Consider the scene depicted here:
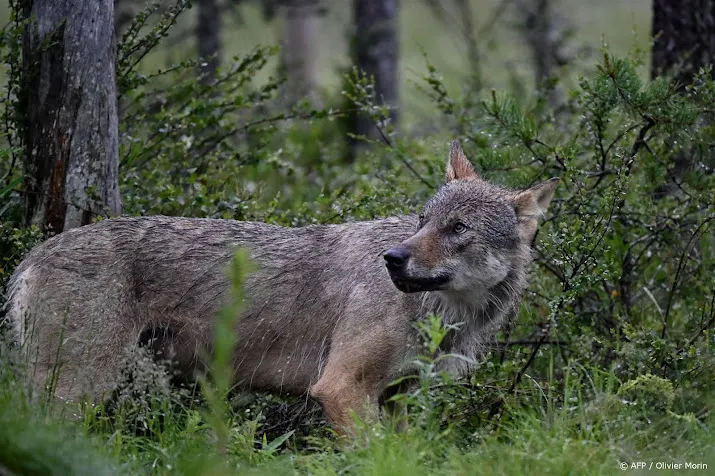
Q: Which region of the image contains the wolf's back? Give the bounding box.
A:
[4,215,417,400]
[3,216,282,395]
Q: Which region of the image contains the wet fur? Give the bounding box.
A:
[4,142,557,431]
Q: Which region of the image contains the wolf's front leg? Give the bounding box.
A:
[309,326,396,434]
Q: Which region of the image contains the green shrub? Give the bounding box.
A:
[617,373,675,416]
[0,0,713,473]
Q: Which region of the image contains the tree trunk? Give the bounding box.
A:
[651,0,715,85]
[196,0,222,84]
[519,0,573,106]
[454,0,481,90]
[278,0,322,106]
[650,0,715,199]
[526,0,554,86]
[350,0,400,160]
[114,0,136,36]
[21,0,122,233]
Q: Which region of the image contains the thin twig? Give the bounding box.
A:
[661,216,714,339]
[374,123,436,190]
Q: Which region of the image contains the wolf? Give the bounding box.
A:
[4,141,557,431]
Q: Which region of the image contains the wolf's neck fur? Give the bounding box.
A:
[417,266,529,377]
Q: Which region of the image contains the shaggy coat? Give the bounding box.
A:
[5,141,557,430]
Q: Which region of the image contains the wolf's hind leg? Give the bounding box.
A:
[23,311,140,404]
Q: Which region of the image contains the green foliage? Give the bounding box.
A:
[617,373,675,416]
[0,0,713,473]
[0,360,115,475]
[116,0,192,97]
[119,42,283,219]
[0,222,40,289]
[198,248,255,454]
[0,401,114,476]
[451,53,715,441]
[0,0,26,226]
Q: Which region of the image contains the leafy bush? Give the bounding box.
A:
[0,1,713,474]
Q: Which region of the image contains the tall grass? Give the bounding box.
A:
[1,280,712,475]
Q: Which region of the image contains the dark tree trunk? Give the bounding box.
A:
[114,0,136,36]
[650,0,715,199]
[454,0,481,90]
[349,0,400,160]
[21,0,122,233]
[278,0,323,106]
[651,0,715,85]
[196,0,222,84]
[526,0,554,85]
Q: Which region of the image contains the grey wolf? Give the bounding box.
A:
[5,141,558,431]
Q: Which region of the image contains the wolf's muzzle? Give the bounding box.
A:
[388,275,451,293]
[383,247,411,271]
[384,246,451,292]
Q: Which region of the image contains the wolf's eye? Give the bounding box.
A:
[453,222,468,234]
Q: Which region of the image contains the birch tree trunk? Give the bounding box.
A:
[278,0,322,106]
[519,0,573,106]
[21,0,122,233]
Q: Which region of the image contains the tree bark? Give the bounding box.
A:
[650,0,715,199]
[21,0,122,233]
[278,0,322,106]
[454,0,481,90]
[114,0,136,36]
[519,0,573,106]
[525,0,554,86]
[196,0,222,84]
[651,0,715,85]
[350,0,400,159]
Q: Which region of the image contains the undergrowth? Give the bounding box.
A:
[0,1,713,475]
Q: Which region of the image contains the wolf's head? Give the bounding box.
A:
[384,140,558,297]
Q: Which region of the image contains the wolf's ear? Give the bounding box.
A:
[446,140,478,181]
[512,178,559,218]
[511,178,559,240]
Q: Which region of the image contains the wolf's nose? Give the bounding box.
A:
[384,248,410,270]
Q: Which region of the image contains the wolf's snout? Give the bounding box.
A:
[383,247,410,271]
